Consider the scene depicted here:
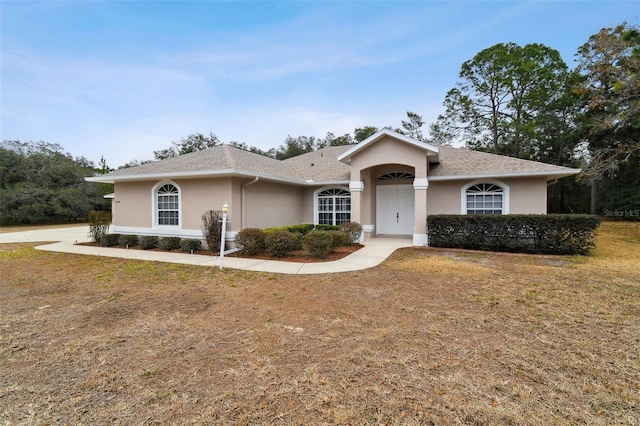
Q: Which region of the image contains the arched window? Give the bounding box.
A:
[156,183,180,226]
[317,188,351,225]
[378,171,415,181]
[465,183,505,215]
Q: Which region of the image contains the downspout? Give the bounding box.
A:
[241,177,259,229]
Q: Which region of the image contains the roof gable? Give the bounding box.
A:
[337,129,440,164]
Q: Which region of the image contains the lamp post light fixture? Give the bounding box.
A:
[219,201,229,270]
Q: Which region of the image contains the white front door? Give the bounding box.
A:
[376,184,415,235]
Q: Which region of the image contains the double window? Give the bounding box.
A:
[317,188,351,225]
[156,183,180,226]
[465,183,505,215]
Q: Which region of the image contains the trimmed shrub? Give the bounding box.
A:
[285,224,315,235]
[427,214,601,255]
[264,228,304,250]
[159,236,182,251]
[315,224,341,232]
[118,234,139,248]
[303,230,333,258]
[101,233,121,247]
[202,210,223,252]
[180,238,202,253]
[264,230,299,257]
[140,235,159,250]
[235,228,265,255]
[328,230,350,252]
[340,221,363,244]
[88,210,112,243]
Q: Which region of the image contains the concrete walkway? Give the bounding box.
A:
[0,226,412,274]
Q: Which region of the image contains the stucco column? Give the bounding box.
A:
[413,178,429,246]
[349,181,365,242]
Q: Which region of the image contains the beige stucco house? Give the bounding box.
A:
[86,129,580,245]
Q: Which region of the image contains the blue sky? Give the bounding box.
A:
[1,1,638,168]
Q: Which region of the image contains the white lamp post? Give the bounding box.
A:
[219,201,229,270]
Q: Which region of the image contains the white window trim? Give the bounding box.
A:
[461,179,510,215]
[151,180,182,229]
[313,185,351,226]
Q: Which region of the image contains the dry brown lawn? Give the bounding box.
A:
[1,222,639,425]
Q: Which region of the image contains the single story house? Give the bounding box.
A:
[86,129,580,245]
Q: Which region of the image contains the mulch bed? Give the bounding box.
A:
[79,242,363,263]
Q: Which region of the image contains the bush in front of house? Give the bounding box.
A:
[101,233,121,247]
[328,230,350,252]
[88,210,112,243]
[285,224,315,235]
[264,230,299,257]
[180,239,202,253]
[263,227,304,250]
[340,221,363,244]
[118,234,139,248]
[235,228,265,255]
[427,214,601,255]
[202,210,224,252]
[159,236,182,251]
[314,224,341,232]
[303,230,333,258]
[140,236,159,250]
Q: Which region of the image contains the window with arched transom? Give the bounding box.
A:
[156,183,180,226]
[464,182,505,215]
[316,188,351,225]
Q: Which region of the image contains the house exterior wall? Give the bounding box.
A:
[180,178,232,230]
[301,187,316,223]
[243,181,304,228]
[427,181,462,214]
[112,181,154,228]
[508,177,547,214]
[426,177,548,215]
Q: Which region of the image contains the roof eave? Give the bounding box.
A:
[428,169,581,182]
[85,169,308,185]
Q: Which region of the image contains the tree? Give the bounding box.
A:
[153,132,220,160]
[397,111,425,141]
[353,126,379,142]
[574,22,640,180]
[429,43,569,158]
[321,132,354,147]
[275,136,318,160]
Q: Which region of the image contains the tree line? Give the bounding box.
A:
[2,22,637,224]
[0,141,112,225]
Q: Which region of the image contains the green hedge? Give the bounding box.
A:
[159,236,182,251]
[235,228,266,255]
[264,230,299,257]
[118,234,139,248]
[427,215,601,255]
[140,236,159,250]
[101,233,121,247]
[303,230,333,258]
[180,239,202,253]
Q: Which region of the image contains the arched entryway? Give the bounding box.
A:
[375,172,415,235]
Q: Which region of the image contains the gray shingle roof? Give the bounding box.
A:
[283,145,351,182]
[430,146,579,179]
[88,141,578,184]
[94,145,304,182]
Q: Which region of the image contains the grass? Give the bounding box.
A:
[0,221,638,424]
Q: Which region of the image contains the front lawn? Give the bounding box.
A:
[1,222,638,424]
